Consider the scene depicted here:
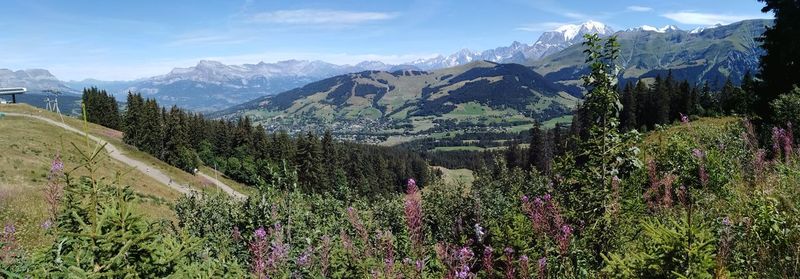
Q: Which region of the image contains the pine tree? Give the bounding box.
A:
[528,122,551,173]
[620,81,638,131]
[757,0,800,121]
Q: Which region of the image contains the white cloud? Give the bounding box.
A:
[515,22,570,32]
[627,6,653,12]
[251,9,397,25]
[662,11,770,25]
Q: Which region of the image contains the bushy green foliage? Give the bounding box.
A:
[770,86,800,127]
[602,216,716,278]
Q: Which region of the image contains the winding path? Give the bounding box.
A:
[1,111,246,200]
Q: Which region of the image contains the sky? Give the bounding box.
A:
[0,0,772,81]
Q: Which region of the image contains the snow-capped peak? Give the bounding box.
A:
[629,25,682,33]
[554,20,613,41]
[689,23,724,34]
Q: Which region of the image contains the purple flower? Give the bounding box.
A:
[482,246,494,275]
[50,154,64,174]
[3,224,15,235]
[521,195,529,203]
[254,227,267,239]
[404,178,424,257]
[722,217,731,226]
[692,148,705,159]
[680,113,689,125]
[537,257,547,279]
[519,255,530,278]
[42,219,53,230]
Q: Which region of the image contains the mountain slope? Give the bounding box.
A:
[0,69,75,93]
[215,61,579,140]
[114,60,420,112]
[532,19,769,95]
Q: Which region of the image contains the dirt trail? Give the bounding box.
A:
[2,112,246,200]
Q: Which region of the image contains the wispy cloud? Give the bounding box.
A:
[627,6,653,12]
[250,9,397,25]
[166,34,251,47]
[515,22,570,32]
[662,11,770,25]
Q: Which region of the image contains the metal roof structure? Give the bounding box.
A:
[0,87,27,103]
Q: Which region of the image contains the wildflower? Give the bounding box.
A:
[44,153,65,226]
[340,229,355,258]
[249,227,269,279]
[482,246,494,277]
[404,177,424,256]
[297,248,312,268]
[320,235,332,277]
[232,226,242,242]
[346,206,371,256]
[692,149,705,159]
[380,231,396,278]
[557,225,573,255]
[503,247,515,279]
[456,245,474,279]
[42,219,53,230]
[537,257,547,279]
[680,113,689,125]
[519,255,530,278]
[1,223,16,264]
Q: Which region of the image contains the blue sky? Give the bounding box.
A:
[1,0,771,81]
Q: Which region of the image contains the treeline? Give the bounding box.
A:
[86,91,432,197]
[619,71,757,131]
[81,87,121,129]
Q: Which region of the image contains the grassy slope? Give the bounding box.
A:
[0,104,251,249]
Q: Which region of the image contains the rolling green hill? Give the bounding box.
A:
[215,61,579,144]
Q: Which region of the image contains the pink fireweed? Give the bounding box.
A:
[519,255,530,278]
[537,257,547,279]
[456,246,475,279]
[772,126,795,163]
[404,177,424,257]
[557,225,573,255]
[249,227,268,279]
[503,247,515,279]
[693,149,709,187]
[521,193,571,253]
[268,223,289,269]
[644,160,678,210]
[320,235,332,277]
[340,229,355,259]
[346,206,372,257]
[380,230,396,278]
[44,153,65,227]
[680,113,689,125]
[482,246,495,278]
[436,243,475,279]
[1,223,16,264]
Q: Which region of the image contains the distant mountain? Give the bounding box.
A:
[407,21,615,70]
[532,19,770,96]
[113,59,417,112]
[0,69,75,94]
[65,79,138,94]
[214,61,579,135]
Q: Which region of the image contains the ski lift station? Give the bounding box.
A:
[0,87,26,103]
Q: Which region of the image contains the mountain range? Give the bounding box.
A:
[532,19,768,96]
[213,61,579,138]
[2,19,771,112]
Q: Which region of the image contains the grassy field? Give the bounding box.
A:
[0,104,252,250]
[433,166,475,187]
